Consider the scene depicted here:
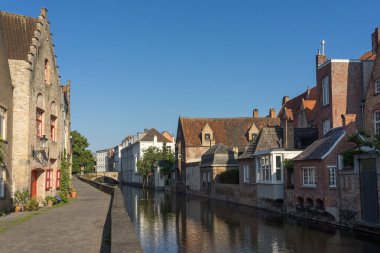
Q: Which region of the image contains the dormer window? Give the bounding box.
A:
[251,133,257,140]
[205,133,211,141]
[201,123,214,146]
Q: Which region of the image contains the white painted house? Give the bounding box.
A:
[121,128,174,188]
[96,149,108,172]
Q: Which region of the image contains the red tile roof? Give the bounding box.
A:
[0,12,38,60]
[179,117,280,152]
[303,99,317,122]
[360,51,376,61]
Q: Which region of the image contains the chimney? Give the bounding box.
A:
[282,96,289,106]
[253,108,259,118]
[283,117,294,149]
[372,28,380,54]
[269,108,276,118]
[341,114,357,135]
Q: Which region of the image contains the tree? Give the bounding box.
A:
[71,130,95,174]
[137,143,175,187]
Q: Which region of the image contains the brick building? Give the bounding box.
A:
[175,111,280,192]
[0,9,71,207]
[0,20,14,211]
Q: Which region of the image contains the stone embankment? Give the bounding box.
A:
[78,176,143,253]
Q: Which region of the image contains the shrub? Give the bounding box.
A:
[59,191,68,203]
[219,169,239,184]
[14,190,30,211]
[342,149,365,167]
[26,199,39,211]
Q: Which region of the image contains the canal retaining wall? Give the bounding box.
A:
[77,176,144,253]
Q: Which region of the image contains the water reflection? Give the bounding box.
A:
[121,186,380,253]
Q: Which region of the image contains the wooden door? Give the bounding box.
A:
[360,159,379,224]
[31,170,37,199]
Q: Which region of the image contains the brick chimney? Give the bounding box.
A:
[372,27,380,54]
[269,108,276,118]
[253,108,259,118]
[283,115,294,149]
[341,114,357,135]
[316,50,327,67]
[282,96,289,106]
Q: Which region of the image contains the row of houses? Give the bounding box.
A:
[0,9,72,212]
[96,128,175,188]
[172,27,380,227]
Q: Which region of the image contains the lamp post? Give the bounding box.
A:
[40,135,48,151]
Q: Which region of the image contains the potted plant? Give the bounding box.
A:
[14,190,30,212]
[45,196,56,207]
[26,198,39,211]
[70,187,77,198]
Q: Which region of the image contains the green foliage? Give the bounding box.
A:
[219,169,239,184]
[342,149,365,167]
[59,191,68,203]
[45,196,58,206]
[283,159,294,170]
[137,143,175,187]
[60,155,71,197]
[71,130,95,174]
[26,199,39,211]
[14,190,30,211]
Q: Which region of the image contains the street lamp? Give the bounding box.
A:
[40,135,48,151]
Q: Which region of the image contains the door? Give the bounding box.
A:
[31,170,37,199]
[360,159,379,224]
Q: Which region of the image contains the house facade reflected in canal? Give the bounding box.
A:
[121,186,380,253]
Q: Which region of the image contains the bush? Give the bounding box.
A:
[59,191,68,203]
[14,190,30,211]
[342,149,365,167]
[26,199,39,211]
[218,169,239,184]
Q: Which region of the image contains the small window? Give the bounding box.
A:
[275,156,282,181]
[303,167,316,187]
[323,119,331,135]
[243,163,250,183]
[0,107,6,140]
[322,75,330,106]
[36,110,44,138]
[205,133,211,141]
[50,116,56,142]
[328,166,336,187]
[374,111,380,135]
[44,59,51,84]
[375,80,380,94]
[251,133,257,141]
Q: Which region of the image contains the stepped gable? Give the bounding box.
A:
[0,11,38,60]
[179,117,280,152]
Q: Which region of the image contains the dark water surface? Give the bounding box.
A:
[121,185,380,253]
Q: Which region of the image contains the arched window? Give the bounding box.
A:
[44,59,50,84]
[50,102,57,142]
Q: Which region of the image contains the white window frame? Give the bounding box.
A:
[243,163,250,183]
[323,119,331,135]
[375,80,380,94]
[303,167,316,187]
[275,155,282,182]
[258,155,271,182]
[0,107,6,140]
[328,166,336,187]
[322,75,330,106]
[374,111,380,135]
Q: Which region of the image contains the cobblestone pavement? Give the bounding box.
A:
[0,177,111,253]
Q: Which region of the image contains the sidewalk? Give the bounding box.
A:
[0,177,111,253]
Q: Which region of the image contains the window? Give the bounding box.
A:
[0,169,4,198]
[375,80,380,94]
[258,156,271,182]
[205,133,211,141]
[36,110,43,137]
[251,133,257,141]
[323,119,331,135]
[207,172,211,187]
[328,166,336,187]
[243,163,250,183]
[275,155,282,181]
[0,107,6,140]
[202,172,207,187]
[303,167,316,187]
[44,59,50,84]
[322,75,330,106]
[374,111,380,135]
[50,116,56,142]
[45,169,53,191]
[56,170,61,189]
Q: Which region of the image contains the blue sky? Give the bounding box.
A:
[2,0,380,151]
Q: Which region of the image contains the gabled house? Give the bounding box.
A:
[175,111,280,192]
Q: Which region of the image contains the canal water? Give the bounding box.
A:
[121,185,380,253]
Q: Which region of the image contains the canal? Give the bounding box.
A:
[121,185,380,253]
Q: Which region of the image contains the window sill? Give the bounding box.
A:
[329,186,337,190]
[321,104,330,108]
[302,185,316,189]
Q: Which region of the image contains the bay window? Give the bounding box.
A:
[258,156,271,182]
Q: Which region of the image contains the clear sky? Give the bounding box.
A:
[2,0,380,151]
